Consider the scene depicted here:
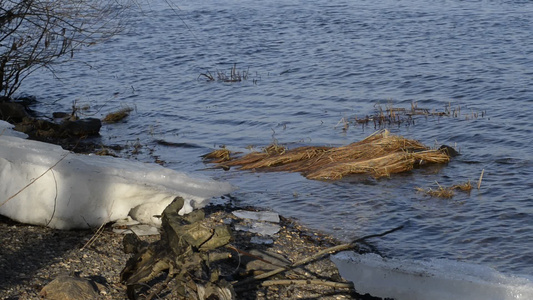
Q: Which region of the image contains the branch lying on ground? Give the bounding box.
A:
[234,224,405,287]
[261,279,354,289]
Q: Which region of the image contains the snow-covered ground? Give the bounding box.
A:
[0,121,233,229]
[332,252,533,300]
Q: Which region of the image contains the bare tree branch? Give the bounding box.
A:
[1,0,132,96]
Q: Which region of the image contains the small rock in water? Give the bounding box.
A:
[232,209,280,223]
[59,118,102,137]
[0,102,30,122]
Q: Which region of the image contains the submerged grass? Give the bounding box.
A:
[350,101,487,131]
[198,63,257,83]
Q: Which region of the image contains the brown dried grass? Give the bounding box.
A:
[416,180,473,198]
[416,186,455,198]
[202,148,233,163]
[204,130,452,180]
[452,180,473,192]
[103,107,134,123]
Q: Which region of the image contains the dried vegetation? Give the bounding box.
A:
[102,106,134,123]
[199,64,258,83]
[345,102,487,131]
[415,181,473,198]
[205,130,453,180]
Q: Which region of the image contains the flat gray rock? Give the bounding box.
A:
[234,222,280,236]
[39,275,99,300]
[232,210,280,223]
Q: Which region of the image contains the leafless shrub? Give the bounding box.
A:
[0,0,133,96]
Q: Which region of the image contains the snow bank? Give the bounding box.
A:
[331,252,533,300]
[0,121,234,229]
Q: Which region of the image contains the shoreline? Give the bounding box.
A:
[0,201,377,299]
[0,116,376,299]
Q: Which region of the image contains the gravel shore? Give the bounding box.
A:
[1,118,379,299]
[0,203,379,300]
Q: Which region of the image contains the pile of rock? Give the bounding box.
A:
[121,197,235,299]
[0,96,101,140]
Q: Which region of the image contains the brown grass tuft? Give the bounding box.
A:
[416,180,473,198]
[202,148,233,163]
[451,180,473,192]
[417,186,455,198]
[103,106,134,123]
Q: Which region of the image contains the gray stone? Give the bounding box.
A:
[234,222,280,236]
[232,209,280,223]
[250,236,274,245]
[0,102,29,122]
[39,275,99,300]
[113,224,160,236]
[60,118,101,136]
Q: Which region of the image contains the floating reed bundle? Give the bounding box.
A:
[205,130,452,180]
[102,106,134,123]
[415,180,473,198]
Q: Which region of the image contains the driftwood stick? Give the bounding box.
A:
[234,224,404,286]
[261,279,354,289]
[477,169,484,190]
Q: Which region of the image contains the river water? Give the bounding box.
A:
[18,0,532,276]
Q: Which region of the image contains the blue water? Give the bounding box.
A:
[18,0,532,275]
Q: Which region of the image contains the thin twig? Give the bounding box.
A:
[80,222,106,251]
[260,279,353,289]
[0,152,69,208]
[220,245,242,277]
[45,169,58,227]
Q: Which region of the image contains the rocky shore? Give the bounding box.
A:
[0,201,381,300]
[0,96,383,299]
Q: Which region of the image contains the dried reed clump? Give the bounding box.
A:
[451,180,473,192]
[94,148,117,157]
[201,148,233,163]
[204,130,453,180]
[416,180,473,198]
[102,107,134,123]
[415,186,455,198]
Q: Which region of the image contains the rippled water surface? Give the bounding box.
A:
[19,0,532,275]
